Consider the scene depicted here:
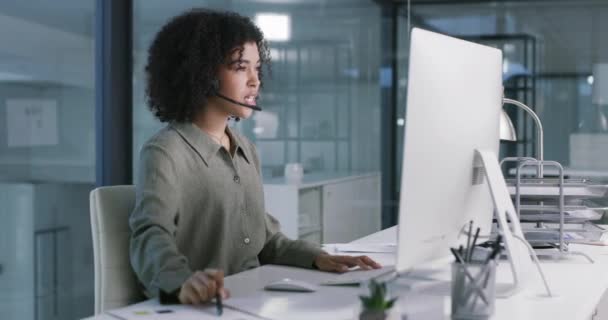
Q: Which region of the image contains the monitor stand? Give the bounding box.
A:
[476,150,553,298]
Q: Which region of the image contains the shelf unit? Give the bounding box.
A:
[263,172,381,244]
[502,157,600,262]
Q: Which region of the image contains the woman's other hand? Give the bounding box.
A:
[314,254,382,273]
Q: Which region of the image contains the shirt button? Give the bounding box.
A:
[233,175,240,183]
[244,237,250,244]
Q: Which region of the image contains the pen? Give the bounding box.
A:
[484,235,503,265]
[450,247,465,264]
[466,221,473,262]
[468,227,481,262]
[215,292,223,316]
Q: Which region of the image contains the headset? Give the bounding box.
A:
[211,79,262,122]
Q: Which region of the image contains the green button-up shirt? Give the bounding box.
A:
[129,122,325,296]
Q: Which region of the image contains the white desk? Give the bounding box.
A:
[84,226,608,320]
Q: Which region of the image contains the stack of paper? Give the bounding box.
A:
[105,301,260,320]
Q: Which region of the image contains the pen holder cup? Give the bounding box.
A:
[451,261,496,320]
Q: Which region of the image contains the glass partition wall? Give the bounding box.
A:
[0,2,96,320]
[409,1,608,178]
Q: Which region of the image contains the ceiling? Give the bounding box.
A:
[410,0,608,74]
[0,0,605,86]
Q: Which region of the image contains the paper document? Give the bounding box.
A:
[6,98,58,147]
[324,243,396,253]
[106,302,260,320]
[525,227,608,246]
[565,231,608,246]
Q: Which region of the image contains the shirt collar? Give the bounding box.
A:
[170,122,251,166]
[225,126,252,164]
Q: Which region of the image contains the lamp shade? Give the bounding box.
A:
[500,109,517,141]
[592,63,608,105]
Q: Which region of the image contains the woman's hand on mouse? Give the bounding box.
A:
[178,269,230,304]
[313,254,382,273]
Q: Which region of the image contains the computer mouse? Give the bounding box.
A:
[263,278,317,292]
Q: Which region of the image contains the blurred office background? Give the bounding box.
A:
[0,0,607,319]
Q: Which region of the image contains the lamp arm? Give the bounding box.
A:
[503,98,544,178]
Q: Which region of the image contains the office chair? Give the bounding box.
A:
[90,185,144,314]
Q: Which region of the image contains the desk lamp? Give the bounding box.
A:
[501,98,544,177]
[500,109,517,142]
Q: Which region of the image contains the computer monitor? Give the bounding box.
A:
[396,28,503,272]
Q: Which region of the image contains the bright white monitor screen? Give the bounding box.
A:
[396,28,503,272]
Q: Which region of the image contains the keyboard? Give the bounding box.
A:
[320,266,396,285]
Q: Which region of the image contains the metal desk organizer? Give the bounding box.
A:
[500,157,608,262]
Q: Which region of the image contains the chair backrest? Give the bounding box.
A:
[90,185,144,314]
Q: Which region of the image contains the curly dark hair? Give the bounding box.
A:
[145,9,271,122]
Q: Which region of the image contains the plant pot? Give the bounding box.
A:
[359,309,387,320]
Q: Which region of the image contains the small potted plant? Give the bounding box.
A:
[359,280,397,320]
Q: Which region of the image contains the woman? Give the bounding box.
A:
[129,9,381,305]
